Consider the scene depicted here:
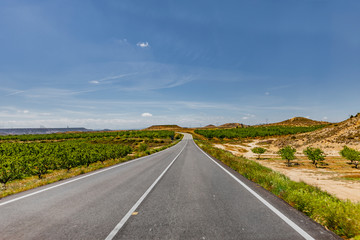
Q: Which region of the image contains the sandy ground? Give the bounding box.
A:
[214,140,360,203]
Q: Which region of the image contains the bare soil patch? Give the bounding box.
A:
[215,139,360,203]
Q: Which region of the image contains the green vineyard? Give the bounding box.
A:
[195,125,326,139]
[0,130,176,187]
[0,130,175,141]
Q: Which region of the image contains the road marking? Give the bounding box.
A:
[105,140,187,240]
[194,141,315,240]
[0,141,183,207]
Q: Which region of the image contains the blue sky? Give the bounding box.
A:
[1,0,359,129]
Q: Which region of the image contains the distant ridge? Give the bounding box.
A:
[264,117,329,127]
[200,123,247,129]
[145,125,183,130]
[202,124,217,129]
[218,123,247,128]
[0,127,90,136]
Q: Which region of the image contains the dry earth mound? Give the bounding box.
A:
[266,117,329,126]
[145,125,183,130]
[203,124,217,129]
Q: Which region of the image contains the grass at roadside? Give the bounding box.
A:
[340,174,360,181]
[195,140,360,239]
[0,137,182,199]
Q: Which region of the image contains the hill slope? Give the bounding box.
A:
[266,117,329,127]
[145,125,183,130]
[274,114,360,150]
[202,124,217,129]
[218,123,247,128]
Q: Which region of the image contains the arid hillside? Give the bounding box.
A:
[202,124,217,129]
[274,114,360,152]
[218,123,247,128]
[145,125,183,130]
[264,117,329,127]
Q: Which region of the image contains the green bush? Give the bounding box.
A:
[278,146,296,167]
[251,147,267,159]
[303,147,326,168]
[139,143,148,152]
[0,157,20,189]
[340,146,360,168]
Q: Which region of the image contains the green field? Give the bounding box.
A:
[195,125,326,139]
[0,130,178,189]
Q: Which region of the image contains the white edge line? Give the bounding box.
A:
[0,140,183,207]
[194,141,315,240]
[105,140,187,240]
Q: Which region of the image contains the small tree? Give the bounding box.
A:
[340,146,359,164]
[278,146,296,167]
[340,146,360,169]
[303,147,326,168]
[251,147,267,159]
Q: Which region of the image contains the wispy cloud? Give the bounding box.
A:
[136,42,150,48]
[86,62,195,91]
[23,88,93,98]
[114,38,128,44]
[6,90,25,96]
[89,73,138,85]
[253,105,308,111]
[0,87,26,96]
[267,85,292,91]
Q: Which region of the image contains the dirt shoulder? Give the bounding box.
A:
[214,139,360,203]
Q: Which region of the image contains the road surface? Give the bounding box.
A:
[0,133,339,239]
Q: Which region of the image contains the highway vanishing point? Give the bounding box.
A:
[0,133,340,239]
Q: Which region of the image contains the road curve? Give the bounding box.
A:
[0,133,339,240]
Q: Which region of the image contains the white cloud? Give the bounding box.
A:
[141,112,153,117]
[137,42,150,48]
[265,92,270,96]
[16,109,29,114]
[89,80,100,84]
[323,116,328,120]
[242,113,255,120]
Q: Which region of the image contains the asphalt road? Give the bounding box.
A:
[0,133,340,240]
